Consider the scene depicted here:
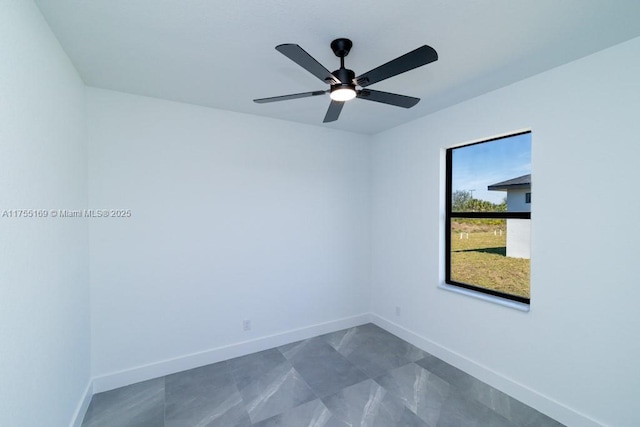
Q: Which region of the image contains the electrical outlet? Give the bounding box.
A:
[242,319,251,331]
[395,306,401,316]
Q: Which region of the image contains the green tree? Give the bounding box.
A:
[452,190,473,211]
[452,190,506,212]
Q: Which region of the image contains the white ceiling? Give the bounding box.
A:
[36,0,640,134]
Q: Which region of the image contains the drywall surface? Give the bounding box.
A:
[87,88,371,381]
[0,1,90,426]
[371,36,640,426]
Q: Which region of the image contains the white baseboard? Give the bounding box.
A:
[92,313,371,393]
[370,314,603,427]
[70,380,93,427]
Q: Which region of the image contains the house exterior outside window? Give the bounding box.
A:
[488,174,531,259]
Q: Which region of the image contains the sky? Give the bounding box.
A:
[452,132,531,204]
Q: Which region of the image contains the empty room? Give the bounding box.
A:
[2,1,640,426]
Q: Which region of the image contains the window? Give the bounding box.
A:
[445,131,531,304]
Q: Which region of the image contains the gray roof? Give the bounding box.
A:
[487,174,531,191]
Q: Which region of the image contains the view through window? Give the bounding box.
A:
[445,131,531,304]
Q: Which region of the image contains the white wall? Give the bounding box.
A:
[87,88,371,386]
[0,1,90,426]
[507,188,531,212]
[371,36,640,427]
[506,218,531,259]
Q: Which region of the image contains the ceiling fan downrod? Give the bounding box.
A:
[329,38,356,99]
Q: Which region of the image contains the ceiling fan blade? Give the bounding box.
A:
[323,100,344,123]
[253,90,327,104]
[356,89,420,108]
[356,45,438,88]
[276,44,340,84]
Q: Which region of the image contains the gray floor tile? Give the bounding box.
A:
[478,408,517,427]
[415,353,473,390]
[80,323,564,427]
[165,361,251,427]
[374,362,450,427]
[436,390,501,427]
[252,399,336,427]
[280,337,368,397]
[505,397,565,427]
[417,354,506,410]
[238,360,316,423]
[466,381,510,413]
[415,354,565,426]
[227,348,287,390]
[323,324,426,378]
[396,408,434,427]
[82,378,164,427]
[322,378,428,427]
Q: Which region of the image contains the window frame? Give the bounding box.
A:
[444,131,531,305]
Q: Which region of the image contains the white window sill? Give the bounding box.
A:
[438,283,530,312]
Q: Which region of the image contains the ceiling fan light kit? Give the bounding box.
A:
[330,86,356,101]
[254,38,438,123]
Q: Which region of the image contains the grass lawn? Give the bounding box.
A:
[450,227,530,299]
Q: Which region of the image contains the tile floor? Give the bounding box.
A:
[81,323,564,426]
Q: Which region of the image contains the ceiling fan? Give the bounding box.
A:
[253,38,438,123]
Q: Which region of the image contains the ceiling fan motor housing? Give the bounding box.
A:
[329,67,356,101]
[331,67,356,86]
